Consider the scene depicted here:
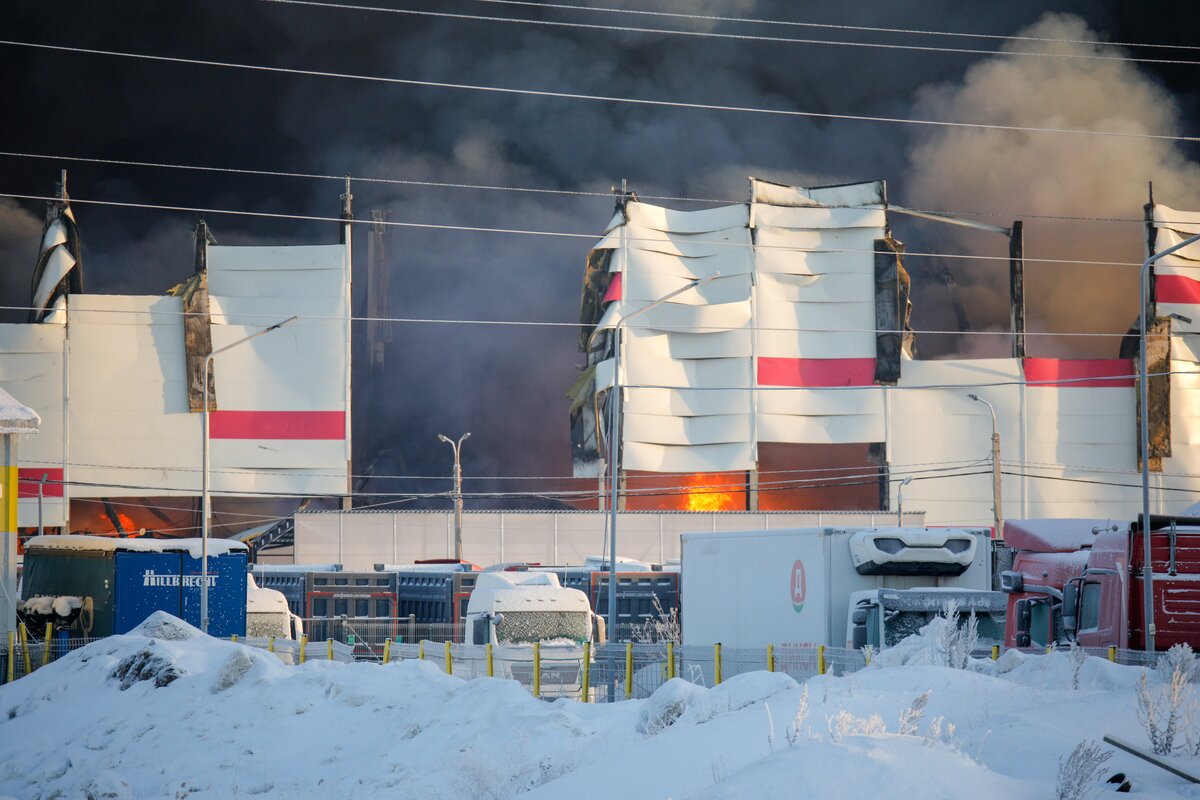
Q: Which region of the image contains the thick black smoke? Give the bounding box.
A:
[2,0,1197,507]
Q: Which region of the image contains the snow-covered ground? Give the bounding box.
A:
[0,613,1195,799]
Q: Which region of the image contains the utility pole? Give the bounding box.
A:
[438,432,471,561]
[968,394,1003,538]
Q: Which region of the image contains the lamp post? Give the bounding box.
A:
[967,393,1003,539]
[895,476,913,526]
[201,315,297,634]
[600,271,720,639]
[437,432,471,562]
[1138,231,1200,653]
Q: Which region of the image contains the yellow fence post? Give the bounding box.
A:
[445,641,452,674]
[581,642,590,702]
[624,642,634,699]
[268,636,275,654]
[382,638,391,665]
[667,641,675,680]
[533,642,541,698]
[817,644,826,676]
[1045,645,1053,655]
[327,639,334,661]
[486,642,493,677]
[864,648,872,667]
[991,644,1000,661]
[42,623,52,667]
[1108,645,1117,663]
[19,624,30,677]
[231,634,238,644]
[767,643,775,673]
[299,635,307,664]
[714,643,723,686]
[6,631,14,683]
[419,642,425,661]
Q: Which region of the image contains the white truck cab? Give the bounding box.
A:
[246,574,303,640]
[465,571,598,645]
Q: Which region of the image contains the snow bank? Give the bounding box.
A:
[15,595,81,617]
[0,612,1187,799]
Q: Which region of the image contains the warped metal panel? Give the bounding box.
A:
[624,387,752,417]
[750,204,886,231]
[756,299,875,332]
[621,271,752,306]
[750,178,885,208]
[756,330,877,359]
[623,412,752,446]
[756,387,885,416]
[625,328,752,360]
[755,246,875,277]
[623,440,755,472]
[624,202,749,234]
[757,271,875,303]
[1025,386,1134,416]
[601,227,753,260]
[609,245,753,277]
[757,412,885,444]
[623,356,752,389]
[1154,204,1200,235]
[619,299,753,333]
[0,324,65,352]
[208,296,345,322]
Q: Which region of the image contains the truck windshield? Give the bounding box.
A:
[496,610,591,644]
[246,611,291,639]
[884,611,1006,649]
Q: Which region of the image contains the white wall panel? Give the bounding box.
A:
[623,412,752,446]
[623,440,755,472]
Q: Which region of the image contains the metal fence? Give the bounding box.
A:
[0,622,1178,701]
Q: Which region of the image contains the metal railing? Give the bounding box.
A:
[0,622,1177,702]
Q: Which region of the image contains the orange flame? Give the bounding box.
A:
[684,473,739,512]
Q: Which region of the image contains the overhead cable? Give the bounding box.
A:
[3,39,1197,143]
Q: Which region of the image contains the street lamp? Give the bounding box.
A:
[1138,231,1200,653]
[967,393,1003,538]
[201,315,297,634]
[895,476,913,526]
[600,271,720,639]
[437,432,471,562]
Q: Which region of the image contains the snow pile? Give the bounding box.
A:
[0,612,1191,799]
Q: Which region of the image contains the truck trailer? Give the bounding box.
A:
[681,526,994,650]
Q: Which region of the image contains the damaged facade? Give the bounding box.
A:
[571,176,1200,527]
[0,183,352,536]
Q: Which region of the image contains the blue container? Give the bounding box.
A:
[22,537,247,638]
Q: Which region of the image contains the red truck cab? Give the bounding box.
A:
[1003,516,1200,651]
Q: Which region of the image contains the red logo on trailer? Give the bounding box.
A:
[791,559,806,613]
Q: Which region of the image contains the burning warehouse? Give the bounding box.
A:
[572,177,1200,527]
[0,175,351,542]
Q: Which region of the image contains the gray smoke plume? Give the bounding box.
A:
[906,13,1200,357]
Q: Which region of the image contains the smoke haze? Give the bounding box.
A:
[2,1,1198,503]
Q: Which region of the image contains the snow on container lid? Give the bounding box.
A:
[24,535,248,559]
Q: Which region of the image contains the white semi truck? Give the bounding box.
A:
[464,570,602,646]
[681,526,996,650]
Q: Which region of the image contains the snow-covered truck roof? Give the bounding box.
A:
[1002,519,1119,552]
[24,535,248,559]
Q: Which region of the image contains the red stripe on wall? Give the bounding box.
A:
[18,468,64,498]
[210,411,346,440]
[603,272,622,304]
[1023,358,1134,388]
[757,357,876,387]
[1156,274,1200,305]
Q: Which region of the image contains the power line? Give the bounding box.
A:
[0,191,1164,270]
[0,148,1160,224]
[4,39,1198,143]
[475,0,1200,54]
[257,0,1200,67]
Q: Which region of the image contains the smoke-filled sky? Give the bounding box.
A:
[3,0,1199,504]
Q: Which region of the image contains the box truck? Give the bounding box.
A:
[681,526,993,650]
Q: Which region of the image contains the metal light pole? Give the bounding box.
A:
[201,315,297,634]
[437,432,471,561]
[603,271,720,639]
[967,393,1003,538]
[1138,231,1200,653]
[895,476,913,526]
